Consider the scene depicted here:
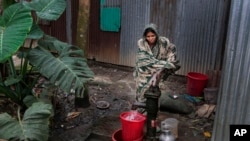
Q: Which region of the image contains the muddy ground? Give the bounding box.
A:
[47,61,215,141]
[0,60,214,141]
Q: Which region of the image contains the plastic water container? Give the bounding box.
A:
[187,72,208,97]
[159,129,176,141]
[112,129,144,141]
[120,111,146,141]
[204,87,218,104]
[161,118,179,139]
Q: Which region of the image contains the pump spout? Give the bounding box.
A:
[131,102,146,110]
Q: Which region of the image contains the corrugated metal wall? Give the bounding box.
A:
[150,0,228,75]
[39,0,79,44]
[150,0,177,42]
[88,0,229,76]
[212,0,250,140]
[39,12,67,42]
[88,0,121,64]
[119,0,151,66]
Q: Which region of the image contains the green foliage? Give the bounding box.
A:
[0,0,94,140]
[23,0,66,21]
[0,102,52,141]
[28,36,94,95]
[1,0,16,10]
[0,0,93,104]
[0,3,33,62]
[28,23,44,39]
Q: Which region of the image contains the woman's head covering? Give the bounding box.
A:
[143,23,159,38]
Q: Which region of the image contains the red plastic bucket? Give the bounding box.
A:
[120,111,146,141]
[112,129,144,141]
[187,72,208,97]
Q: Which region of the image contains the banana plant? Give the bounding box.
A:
[0,0,94,141]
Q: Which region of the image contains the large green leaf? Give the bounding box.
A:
[23,0,66,21]
[0,102,52,141]
[37,35,63,51]
[0,3,32,62]
[4,75,23,86]
[27,23,44,39]
[27,39,94,94]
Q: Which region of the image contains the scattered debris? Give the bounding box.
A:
[196,104,216,118]
[66,112,81,121]
[96,100,110,109]
[1,62,216,141]
[183,94,203,104]
[203,131,212,138]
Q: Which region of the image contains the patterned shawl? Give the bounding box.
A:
[134,24,179,102]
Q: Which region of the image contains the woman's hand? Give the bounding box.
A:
[149,69,164,86]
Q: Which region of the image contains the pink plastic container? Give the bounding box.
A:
[120,111,146,141]
[112,129,144,141]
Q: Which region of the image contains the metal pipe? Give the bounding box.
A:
[144,86,161,140]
